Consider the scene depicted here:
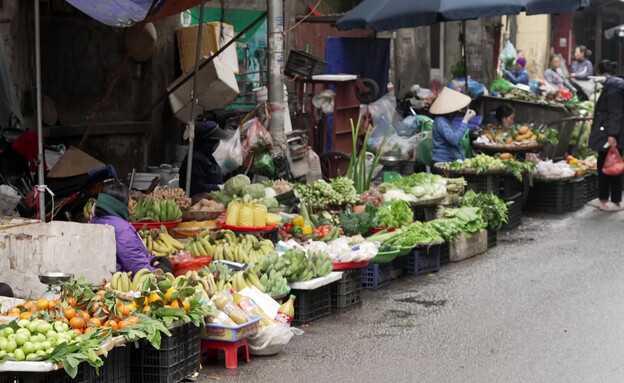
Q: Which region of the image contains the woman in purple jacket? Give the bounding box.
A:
[91,183,172,274]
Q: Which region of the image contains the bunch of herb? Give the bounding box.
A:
[460,190,512,230]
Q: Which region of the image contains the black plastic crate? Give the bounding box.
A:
[292,284,332,325]
[464,174,500,195]
[525,179,579,214]
[486,228,497,249]
[284,49,328,79]
[403,245,441,275]
[131,323,201,383]
[391,256,405,280]
[571,177,586,211]
[400,160,416,176]
[584,174,599,202]
[92,345,131,383]
[361,263,392,291]
[500,195,522,231]
[499,176,525,200]
[440,242,450,265]
[331,269,363,312]
[0,359,93,383]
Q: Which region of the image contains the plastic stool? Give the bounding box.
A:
[201,338,250,369]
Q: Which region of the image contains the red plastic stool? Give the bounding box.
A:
[201,338,250,369]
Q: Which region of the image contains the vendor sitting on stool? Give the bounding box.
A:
[90,183,173,274]
[431,87,477,163]
[179,120,236,200]
[505,57,529,85]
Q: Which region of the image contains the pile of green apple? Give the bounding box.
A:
[0,319,77,362]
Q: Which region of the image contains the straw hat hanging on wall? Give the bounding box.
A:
[429,87,471,115]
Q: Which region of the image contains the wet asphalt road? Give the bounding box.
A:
[198,207,624,383]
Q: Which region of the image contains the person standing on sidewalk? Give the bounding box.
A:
[588,60,624,211]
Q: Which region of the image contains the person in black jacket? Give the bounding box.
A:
[178,120,235,198]
[588,60,624,211]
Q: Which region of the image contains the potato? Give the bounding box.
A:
[518,126,530,135]
[493,135,502,142]
[499,153,513,160]
[529,134,537,141]
[505,138,514,144]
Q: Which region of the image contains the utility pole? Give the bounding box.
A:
[267,0,287,158]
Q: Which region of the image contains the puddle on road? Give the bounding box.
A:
[387,309,416,319]
[394,297,447,307]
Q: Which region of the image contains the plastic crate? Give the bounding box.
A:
[330,269,363,313]
[291,285,332,325]
[440,242,450,265]
[464,174,500,195]
[400,160,416,176]
[486,228,497,249]
[525,178,582,214]
[390,256,405,280]
[584,174,599,202]
[361,263,392,291]
[284,49,328,79]
[130,323,201,383]
[0,367,90,383]
[499,176,525,199]
[500,195,522,231]
[202,315,261,342]
[403,245,441,275]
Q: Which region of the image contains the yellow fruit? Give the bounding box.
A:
[266,213,282,226]
[165,289,177,302]
[225,201,241,226]
[253,204,267,227]
[148,292,163,304]
[238,203,254,227]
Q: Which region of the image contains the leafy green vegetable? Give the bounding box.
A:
[338,204,378,236]
[435,206,488,238]
[378,199,413,228]
[460,190,511,230]
[224,174,251,196]
[446,154,535,181]
[243,184,266,199]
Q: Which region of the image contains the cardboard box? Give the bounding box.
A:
[167,57,239,122]
[177,22,238,75]
[449,229,488,262]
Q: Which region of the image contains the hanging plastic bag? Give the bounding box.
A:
[397,115,420,137]
[213,132,242,175]
[499,40,517,70]
[416,132,433,166]
[602,146,624,176]
[242,118,272,160]
[252,151,276,177]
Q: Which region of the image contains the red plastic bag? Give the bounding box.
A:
[602,146,624,176]
[171,255,213,277]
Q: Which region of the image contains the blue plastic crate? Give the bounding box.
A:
[404,245,441,275]
[361,263,392,291]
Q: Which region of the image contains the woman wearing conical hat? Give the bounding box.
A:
[430,88,477,163]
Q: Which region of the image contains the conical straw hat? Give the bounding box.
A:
[47,146,105,178]
[429,87,472,115]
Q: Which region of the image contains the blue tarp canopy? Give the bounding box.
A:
[336,0,590,31]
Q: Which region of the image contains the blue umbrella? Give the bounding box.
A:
[337,0,589,31]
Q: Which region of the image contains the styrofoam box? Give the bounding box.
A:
[0,222,116,298]
[168,57,239,123]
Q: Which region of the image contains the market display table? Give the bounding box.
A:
[471,95,572,125]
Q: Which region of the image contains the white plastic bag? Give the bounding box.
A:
[248,324,297,356]
[213,131,242,175]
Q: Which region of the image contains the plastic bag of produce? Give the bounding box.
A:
[248,324,300,356]
[490,78,515,94]
[499,40,517,69]
[242,118,273,161]
[252,151,276,177]
[397,115,420,137]
[415,131,433,166]
[213,131,243,175]
[603,146,624,176]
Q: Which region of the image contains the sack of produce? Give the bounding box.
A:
[490,78,515,94]
[252,151,276,177]
[499,39,517,69]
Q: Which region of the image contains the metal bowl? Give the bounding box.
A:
[39,272,74,284]
[379,156,403,166]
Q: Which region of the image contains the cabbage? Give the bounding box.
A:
[243,183,266,199]
[265,187,277,198]
[211,191,233,206]
[224,174,250,196]
[263,197,279,208]
[411,186,426,197]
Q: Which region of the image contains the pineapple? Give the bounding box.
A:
[238,203,254,227]
[253,204,268,227]
[225,200,241,226]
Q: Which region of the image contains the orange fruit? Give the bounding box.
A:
[66,297,77,307]
[96,289,107,296]
[64,307,76,320]
[23,301,35,311]
[126,316,140,325]
[8,307,21,316]
[60,317,69,324]
[182,300,191,312]
[170,300,181,309]
[117,320,133,329]
[79,311,91,321]
[36,298,49,312]
[142,306,151,313]
[105,320,119,332]
[19,312,32,320]
[89,318,102,328]
[71,328,83,336]
[70,316,86,330]
[148,293,162,304]
[165,289,177,302]
[84,326,94,334]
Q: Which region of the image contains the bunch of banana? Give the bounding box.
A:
[231,269,266,293]
[110,271,133,292]
[198,264,233,293]
[173,270,214,303]
[131,198,182,223]
[282,249,316,282]
[131,268,176,293]
[185,236,215,257]
[139,226,185,257]
[311,251,333,277]
[259,270,289,296]
[200,229,237,245]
